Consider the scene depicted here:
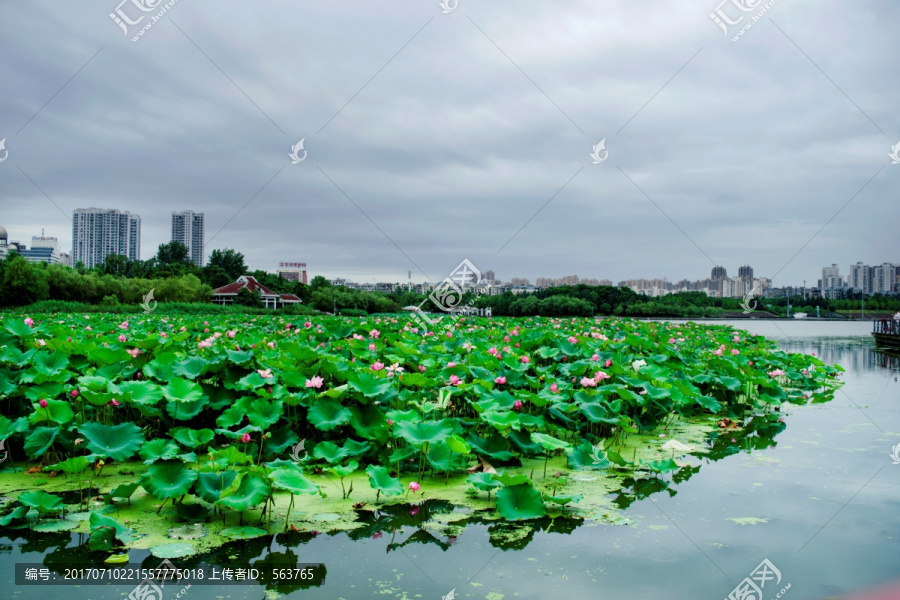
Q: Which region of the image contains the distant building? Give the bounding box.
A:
[849,262,871,295]
[171,210,205,267]
[59,252,72,267]
[510,278,530,286]
[482,270,496,284]
[211,275,301,309]
[20,236,61,264]
[873,263,896,295]
[276,262,308,284]
[738,265,754,281]
[711,266,727,280]
[72,208,141,269]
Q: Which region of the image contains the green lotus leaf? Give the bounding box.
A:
[45,455,92,474]
[104,482,140,503]
[24,426,59,459]
[248,398,283,429]
[365,464,403,497]
[173,356,209,380]
[307,400,352,432]
[567,441,610,470]
[495,483,546,520]
[194,470,239,503]
[32,351,69,376]
[467,472,503,494]
[219,526,268,540]
[394,419,453,447]
[492,472,531,486]
[0,415,28,440]
[216,473,270,512]
[29,399,74,426]
[170,427,215,449]
[19,490,64,514]
[348,371,393,398]
[88,512,134,551]
[543,493,583,506]
[270,469,319,495]
[79,422,145,461]
[426,442,467,472]
[139,439,182,464]
[466,433,514,461]
[149,542,198,558]
[312,441,349,464]
[530,432,572,452]
[140,461,199,500]
[162,376,205,403]
[446,434,471,455]
[349,404,389,440]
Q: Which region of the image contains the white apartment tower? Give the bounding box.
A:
[171,210,205,267]
[72,208,141,269]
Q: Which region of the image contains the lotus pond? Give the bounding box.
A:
[0,314,864,599]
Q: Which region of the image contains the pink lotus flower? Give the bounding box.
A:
[305,376,323,389]
[127,348,141,358]
[446,331,453,338]
[768,369,785,377]
[580,377,597,387]
[387,419,394,426]
[448,375,461,386]
[24,317,34,327]
[70,390,79,399]
[504,335,510,342]
[550,383,558,393]
[591,354,599,361]
[568,336,577,344]
[731,349,739,355]
[285,323,292,330]
[605,359,612,368]
[39,398,48,408]
[513,399,524,410]
[371,361,384,371]
[447,361,456,368]
[305,321,312,329]
[409,481,421,492]
[203,328,209,333]
[713,348,723,356]
[241,433,251,443]
[118,334,127,343]
[109,398,121,406]
[67,336,72,342]
[495,376,506,385]
[659,433,666,438]
[37,339,46,346]
[258,368,273,379]
[161,332,167,338]
[418,365,426,373]
[488,347,498,355]
[594,371,610,382]
[521,356,530,364]
[369,329,380,339]
[668,338,676,344]
[226,330,236,338]
[181,326,187,332]
[267,341,276,349]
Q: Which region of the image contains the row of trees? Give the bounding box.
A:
[4,242,898,315]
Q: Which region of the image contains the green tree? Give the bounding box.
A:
[208,248,247,280]
[0,254,50,306]
[234,287,264,308]
[156,241,192,268]
[310,275,331,290]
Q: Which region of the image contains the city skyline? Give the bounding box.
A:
[0,2,897,287]
[2,215,897,294]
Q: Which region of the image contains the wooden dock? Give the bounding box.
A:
[873,319,900,353]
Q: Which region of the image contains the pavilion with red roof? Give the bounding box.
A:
[212,275,302,309]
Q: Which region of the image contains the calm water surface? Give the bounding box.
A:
[3,319,899,600]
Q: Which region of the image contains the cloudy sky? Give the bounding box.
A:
[1,0,897,286]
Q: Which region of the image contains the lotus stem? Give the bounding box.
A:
[156,498,168,515]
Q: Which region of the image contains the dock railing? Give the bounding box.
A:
[874,319,899,335]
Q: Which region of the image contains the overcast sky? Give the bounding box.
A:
[1,0,898,286]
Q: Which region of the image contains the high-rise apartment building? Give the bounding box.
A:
[738,265,754,281]
[849,262,872,294]
[72,208,141,269]
[171,210,205,267]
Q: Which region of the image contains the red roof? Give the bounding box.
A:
[212,276,279,297]
[280,294,301,302]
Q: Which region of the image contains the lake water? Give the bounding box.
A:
[3,319,899,600]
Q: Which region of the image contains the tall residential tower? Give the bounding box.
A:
[171,210,205,267]
[72,208,141,269]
